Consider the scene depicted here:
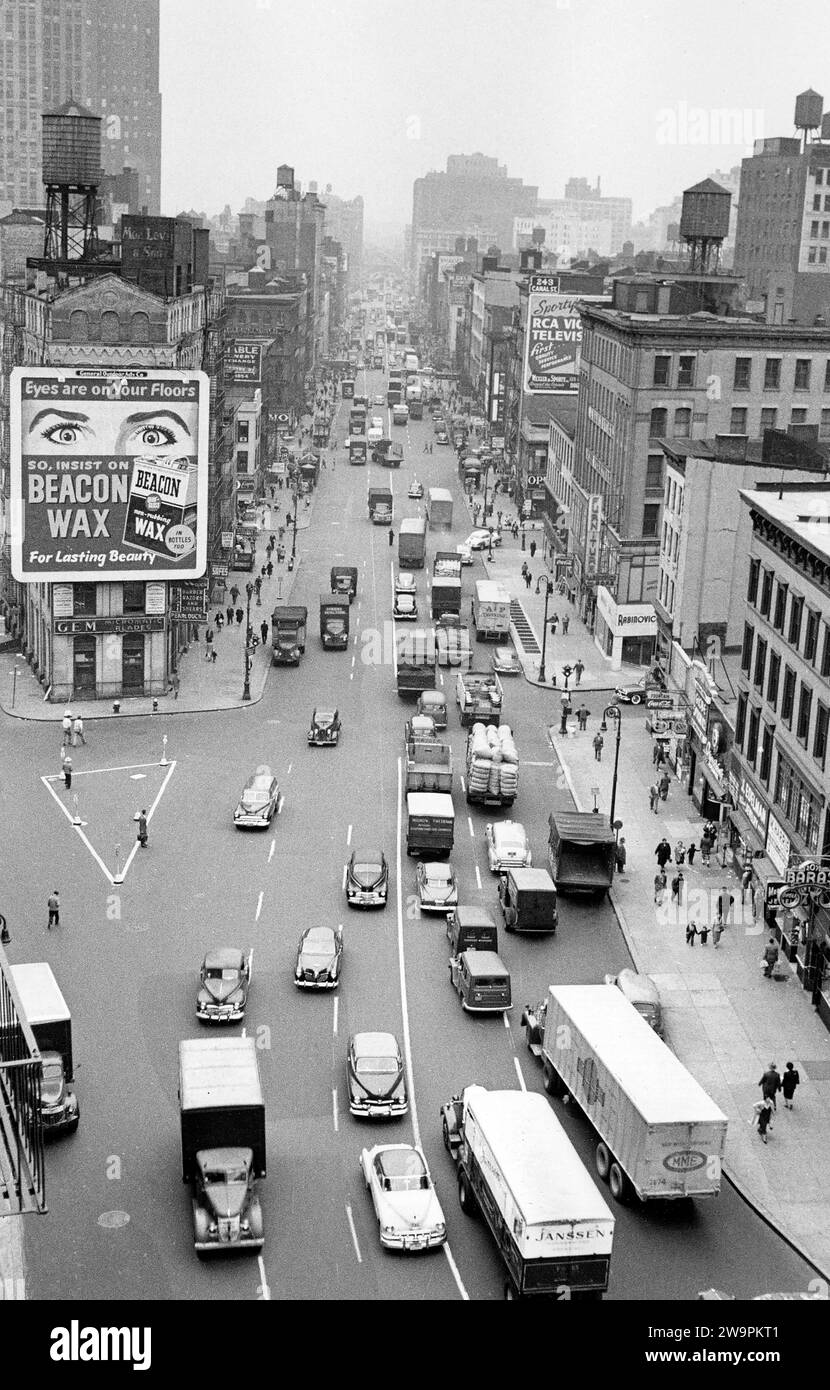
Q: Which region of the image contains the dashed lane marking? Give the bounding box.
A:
[255,891,263,922]
[345,1203,362,1264]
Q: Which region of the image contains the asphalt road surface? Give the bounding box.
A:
[3,358,819,1301]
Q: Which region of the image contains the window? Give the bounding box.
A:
[237,420,249,443]
[122,582,145,615]
[790,408,808,426]
[805,608,820,663]
[812,220,820,237]
[130,312,150,345]
[72,584,96,617]
[674,407,691,436]
[753,636,767,689]
[814,703,830,767]
[741,622,754,673]
[69,309,89,343]
[789,594,804,647]
[824,360,830,392]
[814,194,822,211]
[781,666,796,727]
[747,556,760,604]
[730,407,748,434]
[649,407,668,436]
[733,357,751,390]
[642,503,660,537]
[773,581,788,631]
[794,359,811,390]
[822,248,829,265]
[797,684,813,743]
[759,724,774,784]
[764,358,781,389]
[746,708,760,765]
[645,455,663,491]
[759,568,773,618]
[821,409,830,441]
[760,407,778,433]
[822,626,830,678]
[767,650,781,709]
[677,356,695,387]
[101,310,120,344]
[736,691,747,746]
[653,355,670,386]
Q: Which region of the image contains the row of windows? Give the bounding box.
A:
[812,194,830,211]
[72,582,145,616]
[658,568,676,613]
[746,560,827,667]
[654,354,830,393]
[735,697,823,852]
[740,624,828,764]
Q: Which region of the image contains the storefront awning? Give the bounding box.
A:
[727,806,764,851]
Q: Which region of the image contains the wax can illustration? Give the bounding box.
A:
[122,455,198,559]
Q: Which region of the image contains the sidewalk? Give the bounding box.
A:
[475,490,830,1279]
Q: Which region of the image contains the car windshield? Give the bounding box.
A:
[427,867,452,884]
[314,711,335,723]
[353,862,381,877]
[378,1149,427,1187]
[303,928,334,949]
[206,967,240,981]
[204,1165,248,1185]
[241,784,270,804]
[357,1057,399,1076]
[42,1057,63,1083]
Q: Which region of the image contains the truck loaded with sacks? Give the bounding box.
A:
[464,723,518,807]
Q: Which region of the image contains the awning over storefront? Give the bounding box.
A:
[727,806,763,850]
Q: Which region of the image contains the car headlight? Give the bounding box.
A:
[382,1223,397,1235]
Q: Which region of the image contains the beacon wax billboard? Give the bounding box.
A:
[9,367,210,582]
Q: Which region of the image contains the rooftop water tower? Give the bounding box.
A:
[794,88,823,150]
[40,99,103,267]
[679,178,731,274]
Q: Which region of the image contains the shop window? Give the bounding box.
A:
[814,703,829,768]
[759,725,774,785]
[747,557,760,605]
[804,607,820,664]
[773,581,788,632]
[781,666,796,727]
[72,584,96,617]
[788,594,804,648]
[746,708,760,765]
[766,650,780,709]
[122,582,145,615]
[741,622,754,674]
[733,357,751,390]
[753,637,767,689]
[759,568,773,618]
[797,683,813,744]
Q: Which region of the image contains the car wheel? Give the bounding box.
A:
[609,1162,628,1203]
[458,1171,478,1217]
[442,1117,451,1152]
[595,1142,611,1182]
[630,693,642,705]
[542,1059,563,1096]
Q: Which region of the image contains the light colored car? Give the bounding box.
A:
[456,542,473,566]
[492,645,522,675]
[393,592,418,621]
[416,861,458,913]
[371,415,384,431]
[233,767,280,828]
[367,425,383,445]
[485,820,532,874]
[360,1144,446,1251]
[464,529,502,551]
[408,480,424,499]
[395,571,417,596]
[374,394,385,405]
[603,968,663,1034]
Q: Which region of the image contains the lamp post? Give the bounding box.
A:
[290,477,299,568]
[538,577,554,684]
[242,580,254,701]
[600,703,622,828]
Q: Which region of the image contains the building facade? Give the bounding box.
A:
[410,152,537,273]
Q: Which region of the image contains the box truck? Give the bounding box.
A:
[398,516,427,568]
[426,488,453,530]
[10,962,79,1137]
[472,580,511,641]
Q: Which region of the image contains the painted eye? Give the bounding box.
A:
[136,425,176,447]
[43,422,83,444]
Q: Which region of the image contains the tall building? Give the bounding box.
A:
[320,185,364,290]
[734,89,830,325]
[264,164,325,368]
[526,177,632,259]
[0,0,161,214]
[410,152,537,275]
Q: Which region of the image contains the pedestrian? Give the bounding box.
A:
[47,889,60,930]
[687,841,697,866]
[781,1062,800,1109]
[388,527,394,547]
[671,871,684,905]
[226,605,235,627]
[685,920,697,946]
[759,1063,781,1110]
[741,866,753,902]
[63,756,72,790]
[615,837,627,874]
[524,570,532,590]
[655,837,672,870]
[593,731,604,761]
[649,784,660,814]
[652,742,663,767]
[698,922,709,945]
[72,714,85,746]
[61,708,73,748]
[701,834,712,868]
[215,611,224,632]
[277,545,285,564]
[755,1098,774,1143]
[270,485,276,500]
[654,869,667,904]
[261,564,268,579]
[254,577,263,605]
[204,627,214,661]
[658,771,670,801]
[170,670,180,699]
[562,615,569,635]
[230,584,240,605]
[674,840,686,865]
[559,706,569,736]
[762,936,779,978]
[574,658,584,685]
[578,704,589,731]
[712,920,723,947]
[529,540,537,558]
[260,620,269,646]
[549,616,558,636]
[236,607,244,626]
[136,808,148,848]
[266,560,274,579]
[718,888,734,925]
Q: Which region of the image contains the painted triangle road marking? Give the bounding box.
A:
[41,759,176,885]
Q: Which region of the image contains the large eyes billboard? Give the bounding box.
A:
[9,367,209,582]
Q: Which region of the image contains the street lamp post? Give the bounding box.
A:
[538,578,554,684]
[290,480,299,567]
[242,580,254,702]
[600,703,622,828]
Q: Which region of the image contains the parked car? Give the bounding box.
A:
[464,529,502,551]
[394,571,417,596]
[603,968,663,1034]
[456,543,473,566]
[295,925,343,989]
[308,707,341,746]
[485,820,532,874]
[360,1144,446,1250]
[345,849,389,908]
[393,592,418,621]
[196,948,251,1023]
[492,645,522,675]
[408,480,424,499]
[614,678,648,705]
[233,767,280,829]
[347,1032,408,1116]
[416,861,458,913]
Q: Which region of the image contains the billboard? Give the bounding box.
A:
[523,276,606,396]
[10,367,209,582]
[226,341,263,386]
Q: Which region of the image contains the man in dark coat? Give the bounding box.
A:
[655,838,672,870]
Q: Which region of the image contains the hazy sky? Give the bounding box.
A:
[160,0,829,234]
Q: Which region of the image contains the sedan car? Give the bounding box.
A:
[485,820,532,874]
[308,707,341,745]
[393,591,418,621]
[347,1032,408,1117]
[233,767,280,828]
[492,644,522,675]
[360,1144,446,1251]
[435,430,450,446]
[196,947,251,1023]
[464,529,503,551]
[394,571,417,596]
[346,849,389,908]
[416,861,458,914]
[374,393,385,405]
[456,542,473,566]
[295,925,342,989]
[408,480,424,499]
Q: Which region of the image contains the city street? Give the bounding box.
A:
[2,363,819,1301]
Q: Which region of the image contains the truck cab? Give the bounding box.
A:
[270,605,308,665]
[191,1147,263,1255]
[446,905,498,956]
[498,867,558,934]
[330,566,358,602]
[449,949,511,1013]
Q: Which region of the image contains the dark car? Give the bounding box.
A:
[347,1031,408,1117]
[233,767,280,828]
[196,947,251,1023]
[346,849,389,907]
[308,706,342,745]
[294,925,343,989]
